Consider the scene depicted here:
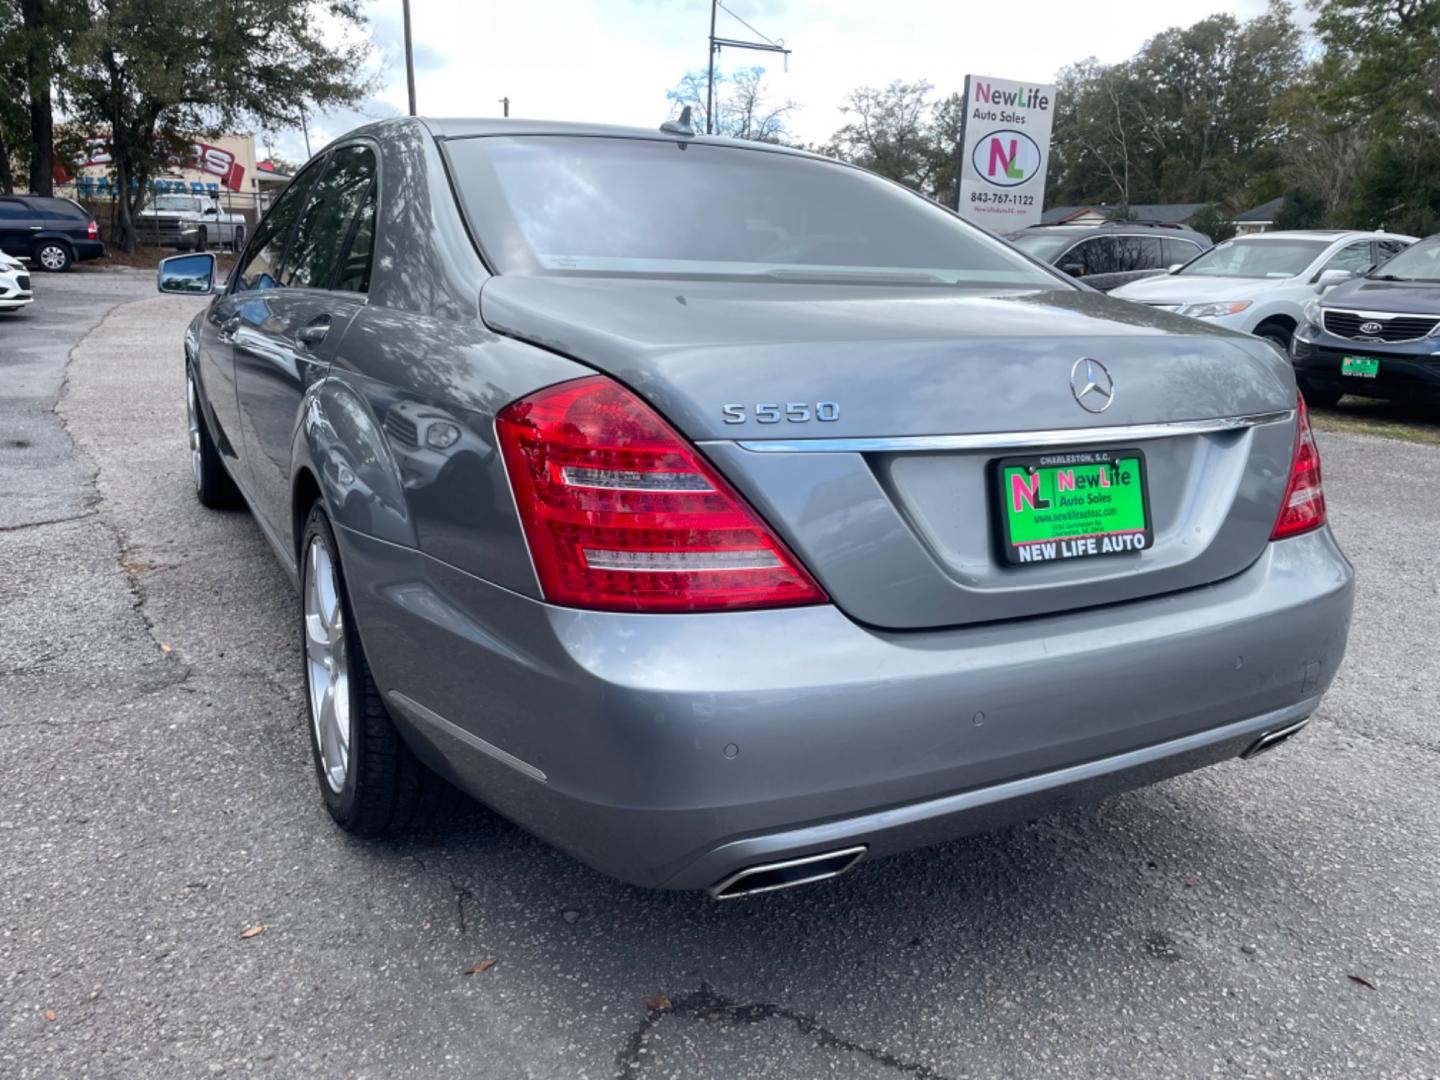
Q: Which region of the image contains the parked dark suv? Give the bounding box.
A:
[0,195,105,271]
[1008,221,1212,292]
[1292,233,1440,406]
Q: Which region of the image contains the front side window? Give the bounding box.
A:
[1177,237,1330,279]
[282,145,377,289]
[1063,237,1118,276]
[444,136,1059,288]
[1321,241,1373,276]
[233,164,322,292]
[332,183,376,294]
[0,200,31,221]
[1368,235,1440,281]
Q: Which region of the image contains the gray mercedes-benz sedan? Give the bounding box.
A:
[157,117,1353,897]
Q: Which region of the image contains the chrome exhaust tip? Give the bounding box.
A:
[1242,717,1310,760]
[708,845,868,900]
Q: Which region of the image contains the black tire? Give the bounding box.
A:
[1299,380,1343,409]
[229,225,245,253]
[187,362,242,508]
[1256,326,1293,356]
[300,505,458,836]
[34,239,72,272]
[195,225,208,252]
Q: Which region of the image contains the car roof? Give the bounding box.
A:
[416,116,822,160]
[1232,229,1413,241]
[1021,222,1205,234]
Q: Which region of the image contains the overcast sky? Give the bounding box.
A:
[269,0,1299,163]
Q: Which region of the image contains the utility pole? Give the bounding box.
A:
[499,97,510,117]
[403,0,417,116]
[704,0,792,136]
[299,105,312,158]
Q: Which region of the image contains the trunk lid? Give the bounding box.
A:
[481,277,1299,629]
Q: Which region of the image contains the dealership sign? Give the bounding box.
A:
[957,75,1057,231]
[81,137,247,191]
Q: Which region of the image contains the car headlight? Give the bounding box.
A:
[1180,300,1252,318]
[1303,297,1324,328]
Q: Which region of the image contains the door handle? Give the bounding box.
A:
[296,319,331,349]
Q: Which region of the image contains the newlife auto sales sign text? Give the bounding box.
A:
[957,75,1057,232]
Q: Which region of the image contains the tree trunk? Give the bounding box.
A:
[0,125,14,194]
[21,0,54,196]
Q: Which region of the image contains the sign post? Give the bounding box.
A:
[956,74,1057,233]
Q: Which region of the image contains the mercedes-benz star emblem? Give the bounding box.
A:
[1070,358,1115,413]
[1359,321,1384,335]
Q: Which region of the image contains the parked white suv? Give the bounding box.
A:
[1110,230,1416,352]
[0,248,33,313]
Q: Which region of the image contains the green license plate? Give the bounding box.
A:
[996,449,1152,565]
[1341,355,1380,378]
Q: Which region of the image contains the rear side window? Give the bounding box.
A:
[332,183,376,294]
[281,145,377,289]
[233,165,322,292]
[1163,237,1203,265]
[1110,235,1165,272]
[445,135,1057,287]
[41,200,88,221]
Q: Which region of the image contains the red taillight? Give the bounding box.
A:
[1270,394,1326,540]
[87,220,98,239]
[496,376,827,613]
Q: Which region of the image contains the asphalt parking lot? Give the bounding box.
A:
[2,271,1438,1079]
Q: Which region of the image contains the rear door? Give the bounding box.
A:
[1091,235,1166,291]
[233,142,378,540]
[0,198,38,257]
[1163,236,1206,269]
[1058,236,1117,287]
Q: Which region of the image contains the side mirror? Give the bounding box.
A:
[204,206,218,216]
[157,252,217,295]
[1315,268,1352,290]
[1167,263,1183,273]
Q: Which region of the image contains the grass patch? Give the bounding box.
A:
[1309,397,1440,446]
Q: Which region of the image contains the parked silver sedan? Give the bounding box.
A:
[157,118,1353,897]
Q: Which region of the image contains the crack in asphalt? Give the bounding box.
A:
[0,511,99,533]
[409,856,476,935]
[614,984,957,1080]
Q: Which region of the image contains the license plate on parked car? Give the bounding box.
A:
[996,449,1152,565]
[1341,355,1380,378]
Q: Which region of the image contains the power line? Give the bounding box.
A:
[717,1,782,48]
[704,0,792,135]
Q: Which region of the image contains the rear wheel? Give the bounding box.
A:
[229,225,245,253]
[34,240,71,272]
[1255,324,1293,356]
[194,225,208,252]
[187,363,242,507]
[300,506,457,835]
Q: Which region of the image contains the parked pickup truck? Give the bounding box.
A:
[137,193,247,252]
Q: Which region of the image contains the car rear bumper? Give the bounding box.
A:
[340,525,1354,891]
[1292,328,1440,401]
[71,239,105,261]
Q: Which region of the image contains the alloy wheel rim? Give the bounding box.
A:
[304,537,351,793]
[186,373,203,492]
[40,247,64,270]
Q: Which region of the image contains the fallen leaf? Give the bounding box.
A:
[239,924,266,939]
[462,959,496,976]
[43,1009,56,1022]
[1348,974,1377,990]
[159,643,172,653]
[643,995,673,1012]
[1184,876,1200,887]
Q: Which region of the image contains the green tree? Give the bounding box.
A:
[1189,203,1237,242]
[65,0,375,250]
[1273,188,1328,229]
[826,79,935,192]
[1045,1,1304,207]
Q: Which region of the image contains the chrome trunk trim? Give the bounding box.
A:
[728,410,1293,454]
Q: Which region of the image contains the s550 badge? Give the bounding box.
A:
[722,401,841,425]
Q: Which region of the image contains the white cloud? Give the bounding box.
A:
[277,0,1297,160]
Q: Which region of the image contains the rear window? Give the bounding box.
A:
[444,135,1059,288]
